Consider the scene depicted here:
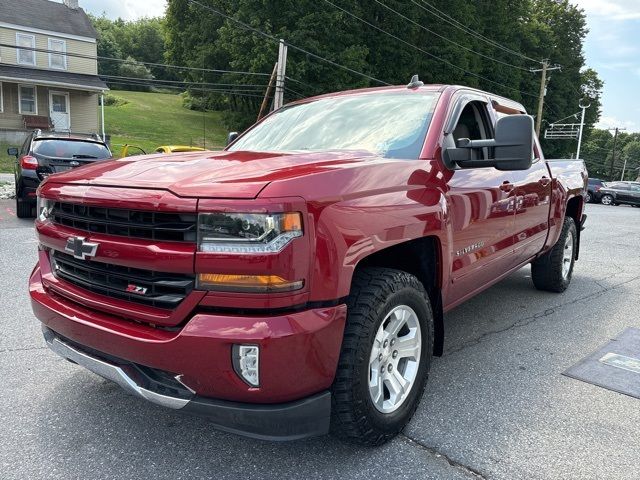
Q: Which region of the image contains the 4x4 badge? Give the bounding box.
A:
[64,236,99,260]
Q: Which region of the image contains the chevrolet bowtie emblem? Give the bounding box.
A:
[65,236,99,260]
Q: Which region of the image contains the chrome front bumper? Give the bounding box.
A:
[43,326,192,409]
[42,326,331,441]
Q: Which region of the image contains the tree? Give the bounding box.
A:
[161,0,602,134]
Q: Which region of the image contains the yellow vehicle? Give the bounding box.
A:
[154,145,206,154]
[119,144,206,157]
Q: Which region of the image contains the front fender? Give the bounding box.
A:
[307,184,447,301]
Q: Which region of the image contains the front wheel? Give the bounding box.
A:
[531,217,577,292]
[600,194,614,206]
[585,192,592,203]
[331,268,433,446]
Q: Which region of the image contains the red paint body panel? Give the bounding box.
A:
[31,265,346,403]
[29,84,587,406]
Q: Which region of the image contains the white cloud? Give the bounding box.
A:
[596,115,640,133]
[77,0,167,20]
[572,0,640,20]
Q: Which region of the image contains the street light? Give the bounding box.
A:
[576,99,590,160]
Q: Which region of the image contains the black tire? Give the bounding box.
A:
[330,267,433,446]
[600,194,614,206]
[585,192,592,203]
[531,217,577,293]
[15,197,34,219]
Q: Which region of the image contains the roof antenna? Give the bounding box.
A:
[407,74,424,89]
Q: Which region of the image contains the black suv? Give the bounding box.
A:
[8,131,112,218]
[599,181,640,207]
[586,178,607,203]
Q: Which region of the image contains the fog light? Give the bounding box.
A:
[232,345,260,387]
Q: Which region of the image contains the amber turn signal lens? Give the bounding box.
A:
[197,273,304,293]
[281,212,303,233]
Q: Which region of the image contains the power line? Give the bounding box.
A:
[322,0,538,98]
[285,75,318,93]
[102,79,267,98]
[100,74,267,90]
[373,0,531,72]
[411,0,541,64]
[0,42,272,78]
[185,0,390,86]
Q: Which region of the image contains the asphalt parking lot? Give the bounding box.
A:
[1,201,638,480]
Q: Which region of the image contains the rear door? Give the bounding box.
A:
[445,95,517,305]
[511,136,552,263]
[610,183,631,203]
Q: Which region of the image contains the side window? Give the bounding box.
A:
[451,101,492,159]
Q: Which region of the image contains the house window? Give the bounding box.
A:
[19,85,38,114]
[48,38,67,70]
[0,83,3,113]
[17,33,36,66]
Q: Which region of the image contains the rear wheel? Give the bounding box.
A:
[585,192,592,203]
[600,194,614,206]
[331,267,433,446]
[531,217,577,293]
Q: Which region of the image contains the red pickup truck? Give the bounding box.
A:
[30,82,587,445]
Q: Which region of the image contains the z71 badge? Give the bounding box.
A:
[125,284,148,295]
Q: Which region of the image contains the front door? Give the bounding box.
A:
[445,99,517,306]
[49,91,70,131]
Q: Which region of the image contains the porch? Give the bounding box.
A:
[0,64,108,141]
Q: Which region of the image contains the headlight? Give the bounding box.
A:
[37,197,55,222]
[197,212,303,254]
[196,212,304,293]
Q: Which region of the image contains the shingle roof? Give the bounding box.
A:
[0,64,108,91]
[0,0,97,39]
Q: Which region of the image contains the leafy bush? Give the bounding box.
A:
[102,93,129,107]
[181,91,209,111]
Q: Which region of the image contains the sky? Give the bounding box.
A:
[75,0,639,133]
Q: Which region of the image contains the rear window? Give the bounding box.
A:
[588,179,604,186]
[32,139,111,159]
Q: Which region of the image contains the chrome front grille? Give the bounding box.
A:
[50,250,195,310]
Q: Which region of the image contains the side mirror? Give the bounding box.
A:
[444,115,534,171]
[226,131,239,146]
[7,147,18,157]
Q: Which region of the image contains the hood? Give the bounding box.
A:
[46,149,378,198]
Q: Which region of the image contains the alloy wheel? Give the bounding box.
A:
[368,305,422,414]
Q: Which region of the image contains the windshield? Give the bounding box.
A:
[33,139,111,159]
[229,92,438,159]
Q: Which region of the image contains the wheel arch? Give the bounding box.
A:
[566,195,584,260]
[354,236,445,356]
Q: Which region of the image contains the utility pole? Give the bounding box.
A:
[575,99,590,159]
[258,63,278,121]
[531,60,561,137]
[273,39,288,110]
[620,153,629,181]
[607,127,626,180]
